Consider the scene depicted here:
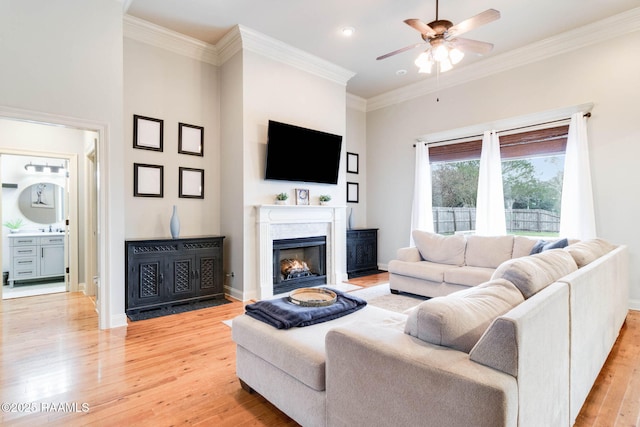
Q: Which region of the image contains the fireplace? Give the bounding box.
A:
[256,204,346,300]
[273,236,327,295]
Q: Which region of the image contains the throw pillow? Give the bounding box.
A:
[412,230,466,266]
[404,279,524,353]
[529,238,569,255]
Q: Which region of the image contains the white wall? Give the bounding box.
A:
[346,97,368,228]
[123,38,221,238]
[366,31,640,305]
[223,50,349,300]
[0,0,125,328]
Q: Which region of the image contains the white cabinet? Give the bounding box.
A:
[8,234,65,287]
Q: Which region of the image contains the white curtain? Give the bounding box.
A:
[410,142,434,245]
[475,130,506,235]
[560,112,596,239]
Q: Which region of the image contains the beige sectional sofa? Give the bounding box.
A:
[388,231,570,297]
[232,238,628,427]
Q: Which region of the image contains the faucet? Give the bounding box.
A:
[49,224,52,232]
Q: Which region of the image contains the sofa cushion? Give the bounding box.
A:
[564,238,616,268]
[512,236,538,258]
[404,279,524,353]
[529,238,569,255]
[465,235,514,268]
[388,260,460,283]
[232,305,407,391]
[412,230,466,266]
[444,266,495,287]
[491,249,578,298]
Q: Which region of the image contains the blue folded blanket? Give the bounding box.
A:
[245,287,367,329]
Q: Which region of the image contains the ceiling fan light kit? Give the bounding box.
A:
[377,0,500,75]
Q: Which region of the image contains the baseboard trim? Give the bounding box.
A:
[629,299,640,312]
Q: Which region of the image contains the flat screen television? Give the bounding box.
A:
[265,120,343,185]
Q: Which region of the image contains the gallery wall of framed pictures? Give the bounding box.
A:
[346,151,359,203]
[132,114,205,199]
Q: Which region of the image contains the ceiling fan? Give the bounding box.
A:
[377,0,500,73]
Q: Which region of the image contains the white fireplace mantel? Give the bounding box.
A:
[256,204,346,299]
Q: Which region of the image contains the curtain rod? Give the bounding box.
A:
[413,112,591,147]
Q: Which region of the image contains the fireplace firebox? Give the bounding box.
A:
[272,236,327,295]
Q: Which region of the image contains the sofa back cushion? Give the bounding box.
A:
[465,235,514,268]
[404,279,524,353]
[412,230,466,266]
[491,249,578,298]
[564,238,616,268]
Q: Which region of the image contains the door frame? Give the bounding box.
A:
[0,105,109,329]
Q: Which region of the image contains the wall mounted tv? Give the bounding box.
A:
[265,120,343,185]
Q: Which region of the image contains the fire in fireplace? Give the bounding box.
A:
[273,236,327,295]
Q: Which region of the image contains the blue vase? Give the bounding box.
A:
[170,205,180,239]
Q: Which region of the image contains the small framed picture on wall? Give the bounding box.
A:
[179,167,205,199]
[178,122,204,156]
[347,182,359,203]
[347,152,359,174]
[133,115,163,152]
[134,163,164,197]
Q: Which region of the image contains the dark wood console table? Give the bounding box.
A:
[346,228,379,278]
[125,236,225,316]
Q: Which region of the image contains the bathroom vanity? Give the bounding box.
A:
[8,232,65,287]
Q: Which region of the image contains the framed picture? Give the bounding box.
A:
[347,182,359,203]
[296,188,310,205]
[347,152,359,174]
[179,167,204,199]
[134,163,164,197]
[178,122,204,156]
[133,115,163,152]
[31,183,55,209]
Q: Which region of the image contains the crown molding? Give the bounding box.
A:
[123,15,219,66]
[123,18,355,86]
[346,93,367,112]
[233,25,355,86]
[366,7,640,112]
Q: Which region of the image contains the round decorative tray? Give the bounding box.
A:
[288,288,337,307]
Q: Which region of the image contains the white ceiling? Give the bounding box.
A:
[126,0,640,99]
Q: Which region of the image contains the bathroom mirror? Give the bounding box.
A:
[18,182,65,224]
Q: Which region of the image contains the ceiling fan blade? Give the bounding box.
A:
[447,9,500,38]
[376,43,424,61]
[404,19,436,38]
[451,38,494,55]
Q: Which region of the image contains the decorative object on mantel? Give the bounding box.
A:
[348,207,354,230]
[3,218,25,233]
[170,205,180,239]
[275,192,289,205]
[319,195,331,206]
[296,188,310,205]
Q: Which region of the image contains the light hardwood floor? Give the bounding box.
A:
[0,274,638,426]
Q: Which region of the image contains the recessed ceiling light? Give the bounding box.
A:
[341,26,355,37]
[396,69,407,76]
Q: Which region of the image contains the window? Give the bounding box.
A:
[430,125,568,236]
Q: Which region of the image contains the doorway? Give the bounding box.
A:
[1,154,69,299]
[0,118,97,303]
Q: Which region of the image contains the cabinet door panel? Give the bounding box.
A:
[40,245,65,276]
[197,256,222,294]
[168,257,195,297]
[128,259,164,307]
